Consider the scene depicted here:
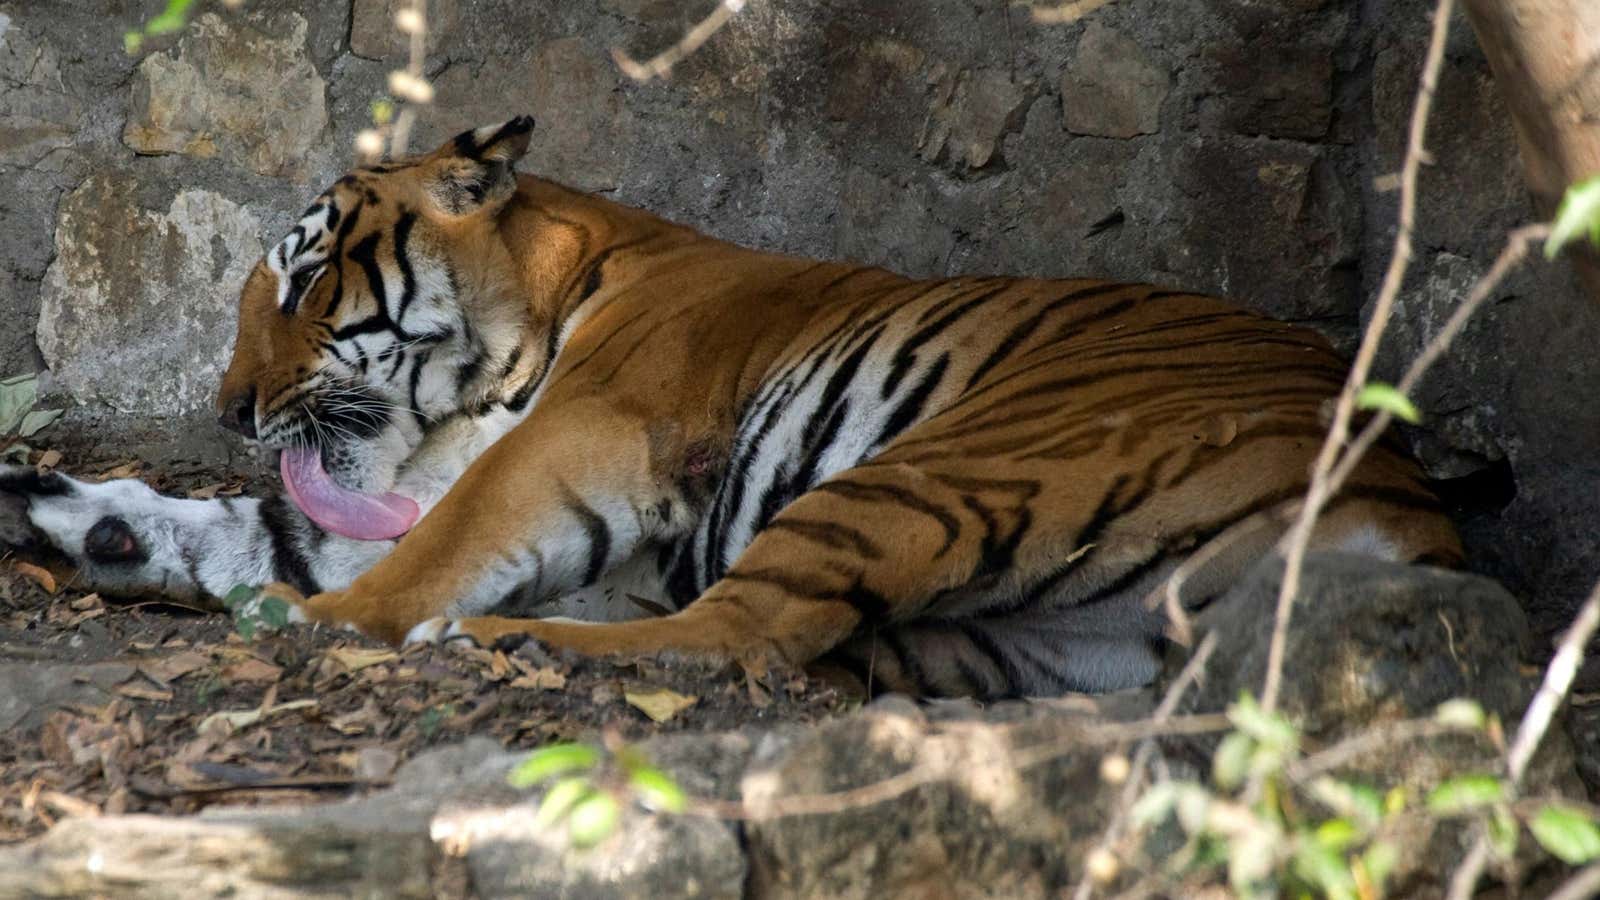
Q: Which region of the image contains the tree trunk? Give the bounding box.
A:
[1461,0,1600,298]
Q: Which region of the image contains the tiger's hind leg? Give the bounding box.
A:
[424,459,1119,682]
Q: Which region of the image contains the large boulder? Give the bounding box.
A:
[36,174,263,417]
[123,12,328,181]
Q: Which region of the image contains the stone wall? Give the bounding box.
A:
[1,0,1596,636]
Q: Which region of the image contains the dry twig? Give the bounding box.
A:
[387,0,429,157]
[1260,0,1456,713]
[612,0,749,83]
[1071,633,1218,899]
[688,712,1229,822]
[1548,861,1600,900]
[1026,0,1118,24]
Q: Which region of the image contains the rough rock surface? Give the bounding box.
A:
[1060,22,1168,138]
[124,12,328,180]
[1182,554,1584,893]
[37,174,263,416]
[0,0,1595,676]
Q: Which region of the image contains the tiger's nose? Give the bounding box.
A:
[218,388,258,439]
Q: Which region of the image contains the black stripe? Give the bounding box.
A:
[812,479,962,556]
[765,518,884,559]
[881,630,932,694]
[561,487,612,587]
[881,284,1007,399]
[259,495,321,595]
[874,352,948,448]
[406,348,432,429]
[391,211,419,324]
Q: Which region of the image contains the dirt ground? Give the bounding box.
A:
[0,455,850,845]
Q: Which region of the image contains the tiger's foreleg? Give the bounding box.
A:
[431,461,1001,673]
[290,404,684,642]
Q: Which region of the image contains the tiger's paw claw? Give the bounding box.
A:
[404,616,471,646]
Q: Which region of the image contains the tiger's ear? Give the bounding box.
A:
[421,116,535,217]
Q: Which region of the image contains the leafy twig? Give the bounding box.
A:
[1446,577,1600,899]
[1071,632,1218,899]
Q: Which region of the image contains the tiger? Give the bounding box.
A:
[0,117,1462,698]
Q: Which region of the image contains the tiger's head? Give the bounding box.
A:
[215,118,537,507]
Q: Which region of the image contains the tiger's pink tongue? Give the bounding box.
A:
[280,448,419,541]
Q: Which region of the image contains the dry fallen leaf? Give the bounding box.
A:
[137,650,211,686]
[509,666,567,691]
[13,561,57,594]
[68,593,102,612]
[328,698,387,736]
[35,449,61,471]
[197,698,317,737]
[35,790,99,820]
[326,646,398,672]
[113,682,173,703]
[65,607,104,628]
[624,686,698,723]
[221,658,283,683]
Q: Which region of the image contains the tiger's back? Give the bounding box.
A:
[564,245,1461,696]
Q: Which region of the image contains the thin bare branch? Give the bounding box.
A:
[687,712,1229,822]
[1261,0,1457,714]
[1143,501,1301,646]
[1446,577,1600,900]
[612,0,748,83]
[1071,633,1218,900]
[1286,718,1468,783]
[387,0,428,158]
[1547,861,1600,900]
[1026,0,1118,24]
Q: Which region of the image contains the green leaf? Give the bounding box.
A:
[124,31,144,54]
[1488,805,1520,861]
[257,596,290,629]
[508,743,601,788]
[1426,774,1505,814]
[1433,698,1488,731]
[1212,732,1254,791]
[567,792,621,848]
[1314,818,1360,852]
[1383,785,1408,817]
[144,0,196,35]
[1227,692,1299,754]
[1130,781,1180,828]
[1529,804,1600,865]
[222,583,257,610]
[17,408,63,438]
[371,98,396,125]
[0,373,39,436]
[1311,779,1384,827]
[627,763,687,813]
[535,776,596,828]
[1360,841,1399,892]
[1292,841,1357,900]
[1546,175,1600,260]
[234,613,256,641]
[1356,382,1421,425]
